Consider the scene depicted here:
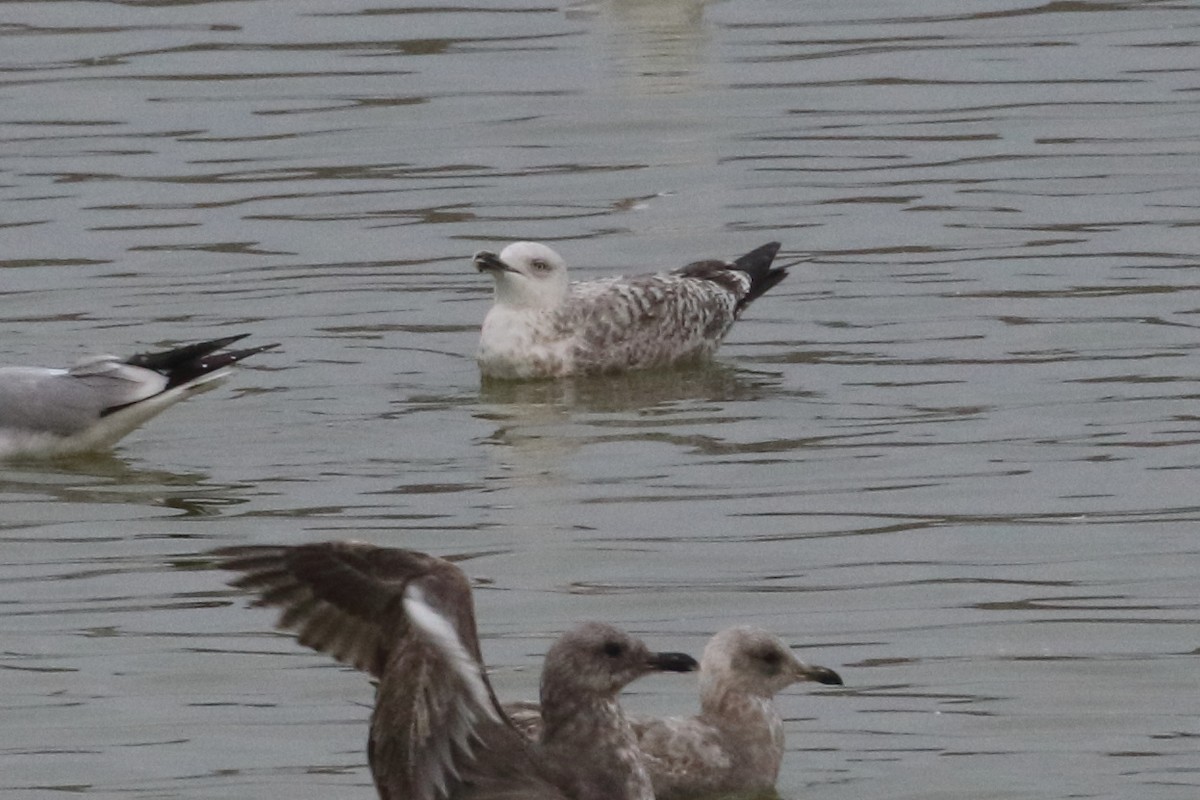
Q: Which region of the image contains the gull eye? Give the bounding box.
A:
[602,641,624,658]
[531,259,551,272]
[757,649,783,670]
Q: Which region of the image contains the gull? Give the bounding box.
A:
[506,626,843,800]
[0,333,276,459]
[212,541,699,800]
[473,241,786,379]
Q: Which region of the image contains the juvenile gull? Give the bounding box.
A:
[506,626,842,800]
[0,333,276,459]
[212,541,699,800]
[474,241,786,379]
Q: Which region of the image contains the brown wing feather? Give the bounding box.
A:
[215,542,565,800]
[213,542,448,677]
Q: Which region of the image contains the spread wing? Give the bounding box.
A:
[215,542,562,800]
[371,575,565,800]
[213,541,449,677]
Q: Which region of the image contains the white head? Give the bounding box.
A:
[474,241,570,310]
[699,626,843,701]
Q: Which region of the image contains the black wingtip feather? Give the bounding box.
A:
[163,342,279,391]
[123,336,278,391]
[125,334,251,372]
[733,242,786,311]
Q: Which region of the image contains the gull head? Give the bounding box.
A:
[540,622,698,700]
[700,626,843,699]
[474,241,570,310]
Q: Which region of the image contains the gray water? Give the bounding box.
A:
[2,1,1198,798]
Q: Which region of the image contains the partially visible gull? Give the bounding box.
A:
[506,625,842,800]
[0,333,276,459]
[474,241,787,379]
[212,541,699,800]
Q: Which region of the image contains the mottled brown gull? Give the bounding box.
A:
[507,626,843,800]
[473,241,786,379]
[212,541,699,800]
[0,333,277,459]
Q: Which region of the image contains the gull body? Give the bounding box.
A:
[507,626,842,800]
[474,241,786,380]
[0,333,276,459]
[214,541,698,800]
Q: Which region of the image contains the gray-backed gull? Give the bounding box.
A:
[213,541,699,800]
[474,241,786,379]
[0,333,276,459]
[506,626,842,800]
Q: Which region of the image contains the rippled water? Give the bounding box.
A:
[3,1,1199,798]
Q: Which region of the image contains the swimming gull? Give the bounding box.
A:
[212,541,699,800]
[473,241,786,379]
[0,333,277,459]
[506,625,842,800]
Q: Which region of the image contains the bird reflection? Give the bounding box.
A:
[0,454,247,516]
[476,363,778,499]
[479,361,773,413]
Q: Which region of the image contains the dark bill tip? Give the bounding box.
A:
[474,251,508,273]
[810,665,844,686]
[648,651,699,673]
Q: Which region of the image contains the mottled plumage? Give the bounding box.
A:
[474,242,786,379]
[0,333,276,459]
[212,541,698,800]
[506,626,842,800]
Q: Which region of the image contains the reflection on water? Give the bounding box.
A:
[573,0,712,94]
[478,360,776,411]
[474,363,781,496]
[0,457,248,521]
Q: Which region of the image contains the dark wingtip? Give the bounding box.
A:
[166,341,277,390]
[125,334,252,371]
[734,242,787,310]
[221,342,280,362]
[735,242,782,268]
[124,335,278,391]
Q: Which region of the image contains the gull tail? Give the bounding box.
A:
[731,241,785,312]
[125,334,279,392]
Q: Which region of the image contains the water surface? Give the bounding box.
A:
[2,1,1199,798]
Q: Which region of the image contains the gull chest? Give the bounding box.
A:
[477,306,574,379]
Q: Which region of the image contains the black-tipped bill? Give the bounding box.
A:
[804,664,844,686]
[474,251,512,274]
[648,651,700,673]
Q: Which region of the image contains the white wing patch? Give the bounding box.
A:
[403,585,499,725]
